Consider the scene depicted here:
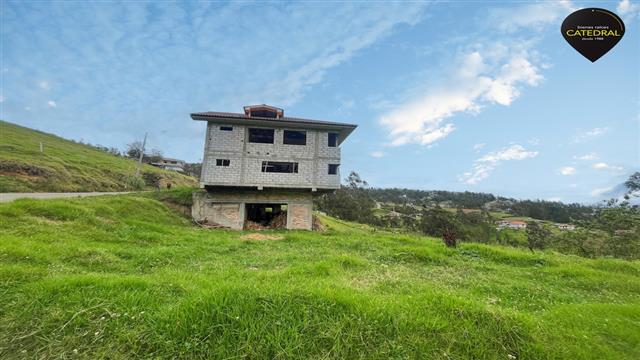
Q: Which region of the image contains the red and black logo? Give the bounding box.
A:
[561,8,625,62]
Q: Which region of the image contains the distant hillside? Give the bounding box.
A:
[0,120,197,192]
[367,188,594,223]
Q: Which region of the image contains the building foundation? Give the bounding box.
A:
[192,188,314,230]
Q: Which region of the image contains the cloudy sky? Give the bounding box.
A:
[1,0,638,203]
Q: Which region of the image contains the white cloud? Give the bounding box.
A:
[489,1,574,32]
[0,94,4,103]
[38,81,50,90]
[380,48,543,146]
[574,153,597,161]
[369,151,385,158]
[47,100,57,108]
[572,127,609,143]
[559,166,576,175]
[473,143,486,151]
[592,162,624,171]
[617,0,640,21]
[376,1,569,147]
[459,144,539,184]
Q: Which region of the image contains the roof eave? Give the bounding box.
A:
[190,113,357,142]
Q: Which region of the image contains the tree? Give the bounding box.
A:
[345,171,368,189]
[624,172,640,200]
[420,207,462,247]
[526,221,550,252]
[107,147,121,156]
[315,171,377,224]
[624,172,640,193]
[183,162,202,178]
[126,141,144,159]
[146,148,163,163]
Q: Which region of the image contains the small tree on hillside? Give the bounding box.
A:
[420,207,462,247]
[146,148,164,163]
[315,171,377,224]
[526,221,550,252]
[345,171,368,189]
[624,172,640,195]
[126,141,144,159]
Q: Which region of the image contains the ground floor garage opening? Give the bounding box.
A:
[192,189,314,230]
[245,203,288,229]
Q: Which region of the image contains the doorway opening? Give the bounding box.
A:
[245,203,288,229]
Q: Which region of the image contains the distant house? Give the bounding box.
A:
[461,209,480,214]
[496,220,527,230]
[555,223,576,231]
[150,157,185,172]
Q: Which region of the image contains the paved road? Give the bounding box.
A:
[0,192,132,203]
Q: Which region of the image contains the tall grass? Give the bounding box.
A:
[1,194,639,359]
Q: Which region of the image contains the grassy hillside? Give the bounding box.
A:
[1,194,639,359]
[0,121,197,192]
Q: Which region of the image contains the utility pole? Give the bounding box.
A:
[135,132,147,177]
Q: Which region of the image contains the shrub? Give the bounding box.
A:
[123,175,145,190]
[142,171,162,188]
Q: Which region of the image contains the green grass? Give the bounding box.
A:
[1,194,639,359]
[0,120,197,192]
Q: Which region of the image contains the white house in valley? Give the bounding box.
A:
[496,220,528,230]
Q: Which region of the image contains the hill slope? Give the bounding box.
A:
[1,193,638,359]
[0,121,197,192]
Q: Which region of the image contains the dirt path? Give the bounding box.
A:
[0,192,132,203]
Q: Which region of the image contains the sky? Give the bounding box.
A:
[1,0,638,203]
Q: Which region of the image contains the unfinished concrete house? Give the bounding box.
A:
[191,104,357,230]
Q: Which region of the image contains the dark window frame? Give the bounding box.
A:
[249,128,275,144]
[261,161,299,174]
[249,109,278,118]
[283,130,307,145]
[216,159,230,166]
[220,126,233,131]
[328,133,338,147]
[328,164,339,175]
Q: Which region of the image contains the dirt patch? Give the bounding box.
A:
[241,233,284,241]
[271,213,287,228]
[244,212,287,230]
[313,215,326,232]
[0,160,54,177]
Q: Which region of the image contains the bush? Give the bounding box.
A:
[123,175,145,190]
[420,207,462,247]
[142,171,162,188]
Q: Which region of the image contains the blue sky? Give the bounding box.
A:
[1,0,638,203]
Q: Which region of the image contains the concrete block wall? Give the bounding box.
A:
[316,159,341,188]
[200,122,341,189]
[191,196,244,229]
